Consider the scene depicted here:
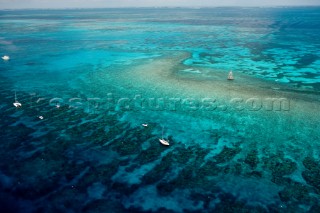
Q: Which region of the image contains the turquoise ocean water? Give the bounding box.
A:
[0,7,320,212]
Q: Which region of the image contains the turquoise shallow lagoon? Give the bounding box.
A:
[0,7,320,212]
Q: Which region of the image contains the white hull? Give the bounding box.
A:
[2,55,10,61]
[159,138,169,146]
[13,102,22,108]
[228,71,234,80]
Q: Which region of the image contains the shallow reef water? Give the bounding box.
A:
[0,7,320,212]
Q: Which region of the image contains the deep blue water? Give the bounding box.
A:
[0,7,320,212]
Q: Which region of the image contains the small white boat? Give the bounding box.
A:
[2,55,10,61]
[159,126,170,146]
[13,102,22,108]
[56,104,60,108]
[159,138,170,146]
[13,91,22,108]
[38,116,44,120]
[227,71,234,80]
[142,123,148,127]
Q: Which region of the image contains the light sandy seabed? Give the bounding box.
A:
[71,52,316,174]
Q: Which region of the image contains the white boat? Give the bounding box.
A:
[142,123,148,127]
[2,55,10,61]
[13,91,22,108]
[13,102,22,108]
[159,126,170,146]
[227,71,234,80]
[38,116,44,120]
[159,138,169,146]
